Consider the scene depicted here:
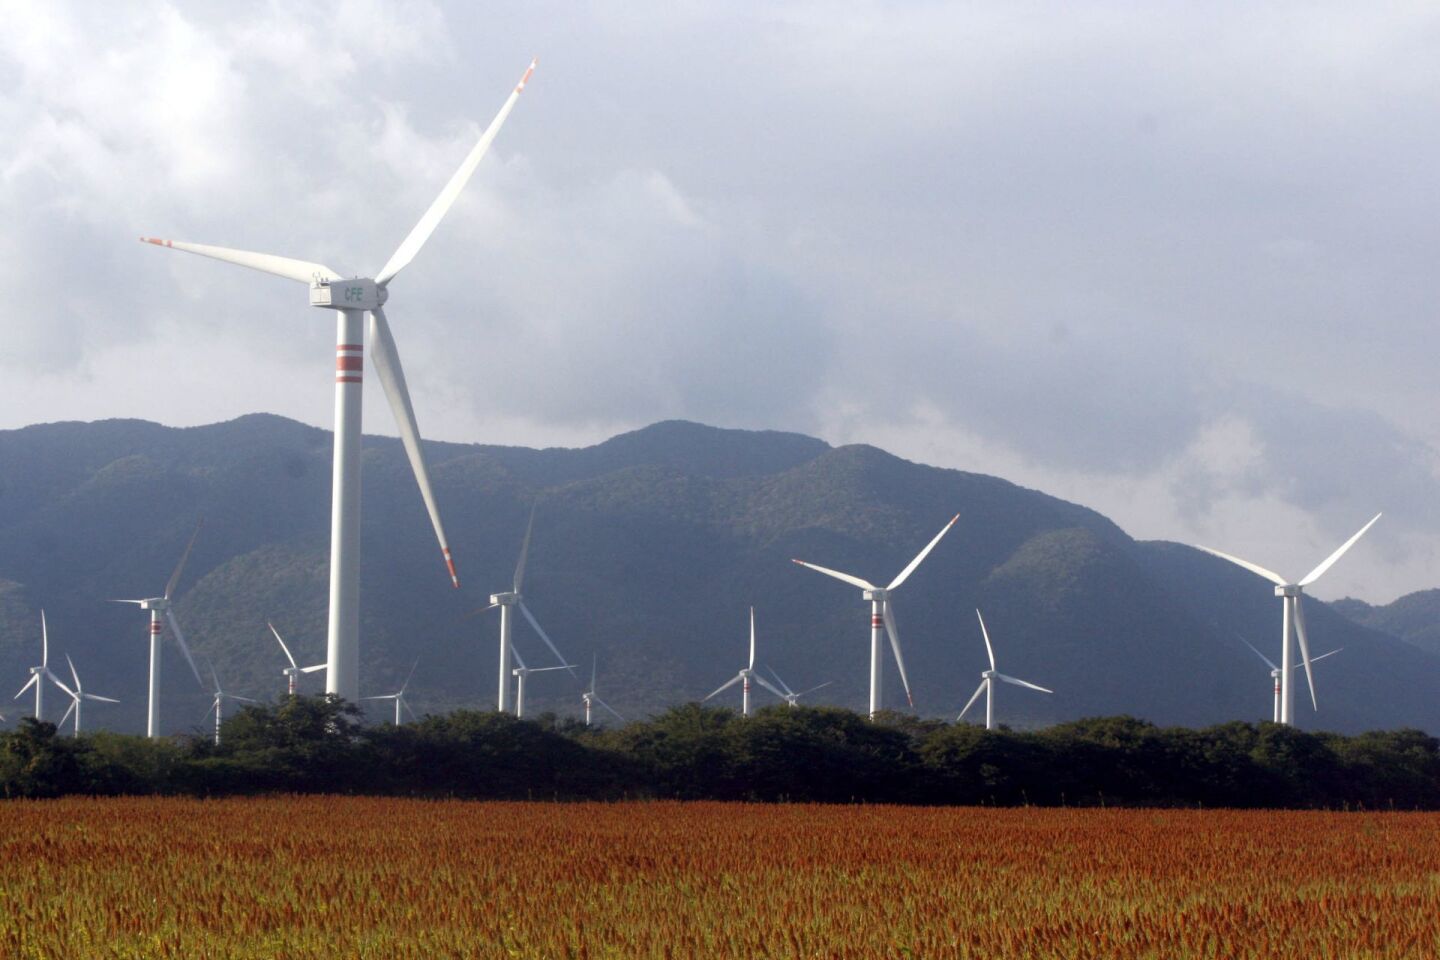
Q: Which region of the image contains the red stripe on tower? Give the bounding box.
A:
[336,344,363,352]
[871,616,884,627]
[336,357,363,372]
[150,623,163,634]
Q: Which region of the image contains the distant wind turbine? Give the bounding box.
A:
[54,654,120,737]
[510,647,572,720]
[765,667,831,708]
[703,607,786,716]
[957,610,1052,731]
[139,59,539,703]
[13,611,68,723]
[1196,513,1379,726]
[363,660,420,726]
[205,661,256,746]
[793,514,959,717]
[1237,635,1340,724]
[582,654,624,727]
[269,622,327,696]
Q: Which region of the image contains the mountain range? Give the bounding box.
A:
[0,414,1435,736]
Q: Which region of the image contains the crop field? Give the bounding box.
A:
[2,798,1439,958]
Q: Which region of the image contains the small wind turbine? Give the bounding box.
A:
[957,610,1052,731]
[1237,635,1340,724]
[205,661,256,747]
[765,667,832,708]
[510,647,573,720]
[363,660,420,726]
[140,59,539,704]
[703,607,786,716]
[793,514,959,717]
[582,654,624,727]
[268,622,326,695]
[13,611,68,722]
[54,654,120,737]
[109,520,206,738]
[1195,513,1379,726]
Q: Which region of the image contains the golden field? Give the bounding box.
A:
[2,797,1438,958]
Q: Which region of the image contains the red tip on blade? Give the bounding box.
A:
[517,59,537,92]
[444,551,460,588]
[949,513,960,525]
[791,558,805,565]
[906,694,915,707]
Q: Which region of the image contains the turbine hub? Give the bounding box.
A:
[310,278,386,311]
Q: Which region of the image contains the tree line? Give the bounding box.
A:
[3,697,1438,808]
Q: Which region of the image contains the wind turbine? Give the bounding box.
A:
[13,611,67,722]
[793,514,959,717]
[703,607,786,716]
[581,654,624,727]
[1195,513,1379,726]
[205,662,256,746]
[269,622,326,695]
[363,660,420,726]
[109,520,206,738]
[957,609,1052,731]
[1237,635,1341,724]
[510,646,573,720]
[765,667,832,708]
[468,507,574,711]
[140,59,539,703]
[54,654,120,737]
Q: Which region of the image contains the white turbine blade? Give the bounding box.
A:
[164,609,205,688]
[208,661,223,697]
[995,672,1053,694]
[139,237,340,284]
[84,694,120,704]
[518,602,576,676]
[65,653,81,695]
[703,675,742,701]
[1308,648,1342,665]
[164,519,203,601]
[529,665,573,674]
[748,607,756,670]
[45,669,76,701]
[511,644,529,672]
[881,602,914,707]
[40,609,48,667]
[59,699,77,728]
[887,514,960,591]
[1292,597,1319,711]
[268,622,300,670]
[754,674,787,701]
[1192,545,1288,586]
[361,694,396,701]
[594,697,625,722]
[368,307,459,589]
[375,59,537,286]
[513,505,536,593]
[975,609,997,672]
[229,695,259,704]
[589,653,597,695]
[460,602,501,622]
[14,675,38,699]
[790,559,876,591]
[301,663,328,674]
[107,599,147,606]
[796,680,833,698]
[766,666,796,697]
[1237,634,1278,671]
[1299,513,1382,587]
[402,699,418,722]
[400,659,420,695]
[957,680,987,722]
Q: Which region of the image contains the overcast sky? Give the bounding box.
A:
[2,1,1437,602]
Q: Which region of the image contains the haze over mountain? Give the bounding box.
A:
[0,415,1434,736]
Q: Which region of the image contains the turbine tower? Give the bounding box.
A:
[956,609,1052,730]
[793,514,959,718]
[140,60,539,703]
[54,654,120,737]
[581,654,623,727]
[1237,635,1340,723]
[510,646,572,720]
[765,667,831,708]
[703,607,785,716]
[13,611,67,722]
[269,622,326,696]
[205,662,256,746]
[363,660,420,726]
[110,520,206,738]
[1195,513,1379,726]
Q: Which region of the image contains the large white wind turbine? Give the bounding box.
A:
[703,607,786,716]
[363,660,420,726]
[1195,513,1379,726]
[581,654,624,727]
[765,667,832,709]
[269,622,327,696]
[55,654,120,737]
[109,520,206,738]
[1237,635,1340,724]
[468,507,575,711]
[205,662,256,746]
[13,611,67,722]
[140,60,539,704]
[793,514,959,718]
[957,609,1052,731]
[510,646,573,720]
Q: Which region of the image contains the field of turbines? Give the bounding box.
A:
[4,796,1440,959]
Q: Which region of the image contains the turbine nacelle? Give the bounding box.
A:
[1274,584,1302,598]
[490,591,520,606]
[310,278,387,311]
[861,588,889,602]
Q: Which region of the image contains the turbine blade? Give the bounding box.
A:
[1299,513,1382,587]
[748,607,756,670]
[595,697,625,722]
[59,699,76,728]
[513,505,536,593]
[46,670,76,701]
[530,665,573,674]
[375,58,537,286]
[882,602,914,707]
[1192,545,1288,586]
[976,609,996,671]
[703,675,742,701]
[107,599,147,606]
[208,661,222,697]
[165,609,205,688]
[1292,596,1318,711]
[518,601,576,676]
[957,680,986,722]
[754,674,787,701]
[1237,634,1278,671]
[790,559,876,591]
[268,623,300,670]
[510,644,528,671]
[15,675,38,699]
[400,658,420,695]
[460,602,501,622]
[139,237,340,284]
[84,694,120,704]
[887,514,960,591]
[796,681,833,698]
[589,652,597,694]
[301,663,328,674]
[766,665,796,697]
[402,699,418,722]
[165,519,203,600]
[1308,648,1342,664]
[995,673,1053,694]
[40,609,48,667]
[65,653,80,694]
[368,307,459,588]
